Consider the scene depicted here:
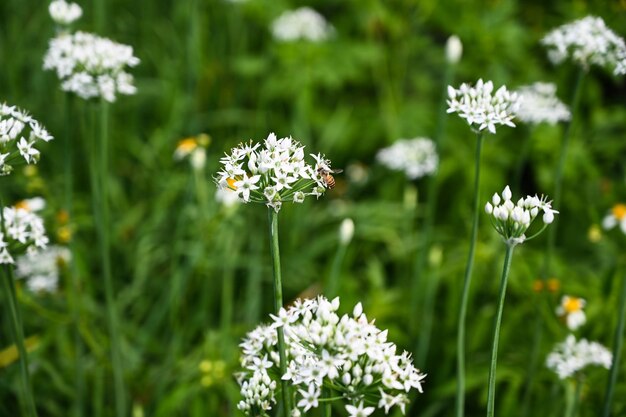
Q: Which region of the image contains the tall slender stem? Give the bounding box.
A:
[543,68,585,277]
[564,378,583,417]
[456,131,484,417]
[1,264,39,417]
[486,244,515,417]
[322,387,332,417]
[602,271,626,417]
[93,100,126,417]
[268,208,292,417]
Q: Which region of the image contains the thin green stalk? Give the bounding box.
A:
[602,271,626,417]
[543,68,585,277]
[486,244,515,417]
[322,387,332,417]
[326,242,348,299]
[93,100,126,417]
[456,131,484,417]
[564,378,583,417]
[220,228,236,356]
[267,208,292,417]
[1,265,38,417]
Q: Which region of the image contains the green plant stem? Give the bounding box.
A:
[220,226,236,357]
[326,242,348,299]
[267,208,292,417]
[322,388,332,417]
[245,224,263,326]
[93,100,126,417]
[486,244,515,417]
[543,68,585,277]
[1,264,39,417]
[564,378,583,417]
[602,271,626,417]
[456,131,484,417]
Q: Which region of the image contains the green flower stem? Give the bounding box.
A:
[564,378,583,417]
[456,131,484,417]
[486,243,515,417]
[267,208,292,417]
[602,271,626,417]
[543,68,585,277]
[322,388,332,417]
[245,223,263,326]
[220,225,237,357]
[1,263,39,417]
[326,241,348,299]
[91,100,126,417]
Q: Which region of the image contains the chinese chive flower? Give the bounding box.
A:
[237,296,426,416]
[485,185,557,246]
[43,31,140,102]
[0,104,54,175]
[271,7,333,42]
[174,134,210,170]
[15,245,71,294]
[546,335,612,379]
[49,0,82,26]
[514,82,571,125]
[0,206,49,264]
[602,203,626,234]
[447,79,520,134]
[376,137,438,180]
[215,133,333,212]
[556,295,587,331]
[541,16,626,76]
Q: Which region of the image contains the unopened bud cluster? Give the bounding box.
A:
[485,185,557,246]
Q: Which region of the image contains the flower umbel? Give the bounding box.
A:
[485,185,557,246]
[541,16,626,76]
[556,295,587,331]
[376,137,438,180]
[0,206,49,265]
[237,296,426,416]
[215,133,332,212]
[49,0,82,26]
[546,335,612,379]
[514,82,571,125]
[15,245,71,294]
[271,7,333,42]
[0,104,54,175]
[447,79,520,134]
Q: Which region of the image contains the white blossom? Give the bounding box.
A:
[445,35,463,64]
[447,79,520,134]
[541,16,626,76]
[601,203,626,234]
[514,82,571,125]
[0,206,49,265]
[15,246,70,294]
[271,7,333,42]
[376,138,438,180]
[0,104,53,175]
[43,31,140,102]
[546,335,612,379]
[49,0,82,26]
[485,185,557,246]
[238,296,425,416]
[556,295,586,331]
[339,218,355,245]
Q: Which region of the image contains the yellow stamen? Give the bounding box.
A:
[612,203,626,220]
[176,138,198,153]
[563,297,583,313]
[14,200,30,211]
[226,177,237,190]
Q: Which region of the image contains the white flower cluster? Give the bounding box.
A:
[447,79,520,134]
[376,138,438,180]
[556,295,586,331]
[514,82,571,125]
[485,185,558,246]
[0,104,54,175]
[43,31,140,102]
[215,133,333,212]
[237,296,426,417]
[541,16,626,76]
[49,0,82,26]
[0,207,49,264]
[271,7,333,42]
[15,245,71,294]
[602,203,626,234]
[546,335,612,379]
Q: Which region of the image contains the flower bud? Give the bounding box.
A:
[492,193,501,205]
[445,35,463,64]
[485,202,493,214]
[502,185,512,201]
[339,218,355,245]
[543,210,555,224]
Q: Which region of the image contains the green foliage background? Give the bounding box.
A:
[1,0,626,416]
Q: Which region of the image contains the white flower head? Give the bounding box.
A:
[602,203,626,234]
[237,296,426,416]
[445,35,463,64]
[15,245,70,294]
[485,185,557,246]
[0,206,49,265]
[515,82,571,125]
[541,16,626,76]
[43,31,140,102]
[215,133,333,212]
[271,7,333,42]
[447,79,520,134]
[49,0,82,26]
[339,218,355,245]
[555,296,586,331]
[376,137,438,180]
[546,335,612,379]
[0,104,53,175]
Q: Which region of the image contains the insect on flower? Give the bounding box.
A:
[317,167,343,189]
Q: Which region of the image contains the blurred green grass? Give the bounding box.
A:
[1,0,626,416]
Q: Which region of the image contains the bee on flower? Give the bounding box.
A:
[485,185,558,246]
[602,203,626,234]
[556,295,586,330]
